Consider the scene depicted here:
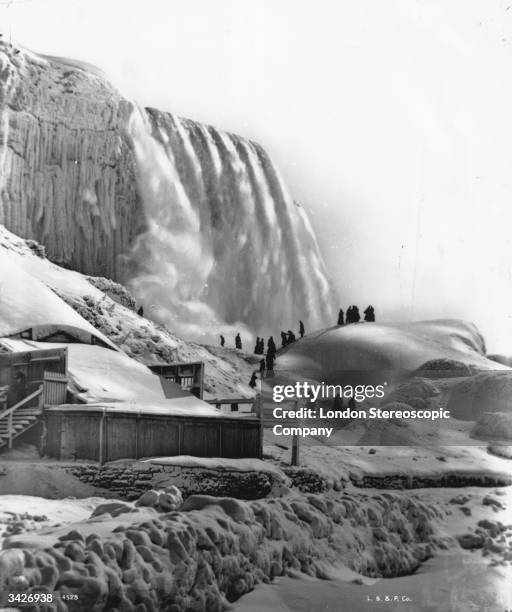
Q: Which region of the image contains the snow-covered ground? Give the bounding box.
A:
[232,555,512,612]
[1,226,512,610]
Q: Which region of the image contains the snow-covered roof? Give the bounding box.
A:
[44,400,255,419]
[0,250,117,351]
[0,338,193,404]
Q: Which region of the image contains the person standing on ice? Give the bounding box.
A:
[137,305,144,317]
[249,372,258,388]
[281,331,288,347]
[259,359,266,375]
[352,306,361,322]
[253,337,261,354]
[266,351,275,371]
[220,335,225,347]
[299,320,305,338]
[337,308,345,325]
[267,336,276,355]
[364,305,375,322]
[235,333,242,350]
[287,330,296,343]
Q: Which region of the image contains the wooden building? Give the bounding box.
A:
[0,337,262,459]
[148,361,205,399]
[0,347,68,406]
[0,347,69,449]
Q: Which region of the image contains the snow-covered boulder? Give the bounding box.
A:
[472,412,512,440]
[448,371,512,420]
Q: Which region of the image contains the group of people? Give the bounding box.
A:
[220,308,375,388]
[337,305,375,325]
[253,338,265,354]
[248,337,278,388]
[220,319,306,355]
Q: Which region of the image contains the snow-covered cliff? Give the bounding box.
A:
[0,43,143,280]
[0,40,335,340]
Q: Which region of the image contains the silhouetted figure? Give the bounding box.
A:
[337,309,345,325]
[266,352,275,371]
[352,306,361,323]
[249,372,258,389]
[281,331,288,347]
[267,344,276,362]
[299,320,305,338]
[220,335,225,347]
[259,358,266,374]
[254,337,261,354]
[287,330,296,343]
[13,370,28,404]
[235,333,242,350]
[348,397,357,410]
[137,306,144,317]
[332,394,344,411]
[346,306,353,323]
[268,336,276,354]
[364,305,375,322]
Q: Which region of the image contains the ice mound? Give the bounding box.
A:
[0,487,448,610]
[384,378,440,409]
[274,320,504,386]
[355,406,427,446]
[414,358,475,378]
[472,412,512,441]
[448,371,512,420]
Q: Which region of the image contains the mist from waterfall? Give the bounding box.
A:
[126,105,335,344]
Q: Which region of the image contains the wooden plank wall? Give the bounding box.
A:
[0,349,67,407]
[45,411,262,461]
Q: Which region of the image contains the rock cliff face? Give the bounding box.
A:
[0,43,144,279]
[0,40,335,340]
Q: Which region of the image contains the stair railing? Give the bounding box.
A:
[0,386,43,449]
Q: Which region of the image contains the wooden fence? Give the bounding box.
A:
[44,407,262,462]
[43,372,68,406]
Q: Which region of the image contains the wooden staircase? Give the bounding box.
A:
[0,386,44,450]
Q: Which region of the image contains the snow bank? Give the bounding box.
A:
[448,371,512,420]
[472,412,512,441]
[0,463,104,499]
[0,496,99,545]
[143,456,284,475]
[383,377,440,408]
[275,320,504,385]
[0,487,448,610]
[0,249,116,350]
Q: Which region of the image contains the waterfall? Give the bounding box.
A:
[125,106,335,343]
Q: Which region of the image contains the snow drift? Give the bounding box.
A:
[274,320,504,385]
[0,249,116,350]
[0,486,447,610]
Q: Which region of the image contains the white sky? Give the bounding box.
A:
[2,0,512,352]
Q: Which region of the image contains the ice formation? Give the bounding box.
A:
[0,41,335,341]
